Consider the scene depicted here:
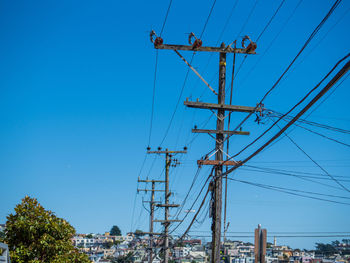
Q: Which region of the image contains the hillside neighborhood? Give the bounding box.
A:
[71,231,350,263]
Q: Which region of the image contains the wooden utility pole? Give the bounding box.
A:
[138,179,165,263]
[148,148,186,263]
[150,31,260,263]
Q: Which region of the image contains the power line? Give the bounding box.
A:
[131,154,148,231]
[170,170,213,234]
[160,0,173,37]
[275,122,350,193]
[189,231,350,234]
[158,0,217,146]
[235,177,350,200]
[242,165,350,192]
[180,235,350,238]
[202,0,341,161]
[232,53,350,161]
[241,0,304,84]
[148,50,159,147]
[243,165,350,181]
[148,0,174,147]
[284,120,350,148]
[259,0,343,103]
[256,0,286,42]
[228,178,350,206]
[235,0,259,40]
[233,0,287,83]
[262,71,350,150]
[174,166,202,218]
[221,53,350,177]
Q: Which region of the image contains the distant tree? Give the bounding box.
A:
[3,196,91,263]
[134,229,145,237]
[332,240,340,247]
[342,239,350,245]
[102,241,114,249]
[316,243,337,257]
[0,230,4,242]
[86,233,93,238]
[110,225,122,236]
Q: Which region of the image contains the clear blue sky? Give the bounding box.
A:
[0,0,349,250]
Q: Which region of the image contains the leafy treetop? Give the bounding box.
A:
[4,196,91,263]
[110,225,121,236]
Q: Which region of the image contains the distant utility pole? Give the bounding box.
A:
[150,31,260,263]
[138,178,165,263]
[147,148,187,263]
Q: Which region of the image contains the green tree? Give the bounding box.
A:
[316,243,337,257]
[134,229,144,237]
[110,225,121,236]
[3,196,91,263]
[0,230,5,242]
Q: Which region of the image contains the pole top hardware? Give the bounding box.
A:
[150,30,163,47]
[188,32,202,49]
[242,35,257,53]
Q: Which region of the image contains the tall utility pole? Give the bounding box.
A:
[138,179,165,263]
[148,148,186,263]
[150,32,260,263]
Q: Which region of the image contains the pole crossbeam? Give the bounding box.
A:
[155,44,256,54]
[184,101,259,113]
[147,150,187,154]
[192,129,250,135]
[138,179,166,183]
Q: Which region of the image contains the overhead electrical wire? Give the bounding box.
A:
[269,109,350,135]
[282,119,350,148]
[256,0,286,42]
[201,0,340,161]
[139,0,175,232]
[228,178,350,206]
[233,0,286,83]
[130,155,148,231]
[170,170,213,234]
[174,166,202,218]
[148,0,174,147]
[243,165,350,181]
[262,70,350,151]
[242,165,350,192]
[159,0,217,146]
[274,122,350,193]
[241,0,304,84]
[259,0,342,103]
[221,54,350,178]
[235,0,259,40]
[148,51,159,147]
[212,0,343,158]
[189,230,350,234]
[225,53,350,162]
[159,0,173,37]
